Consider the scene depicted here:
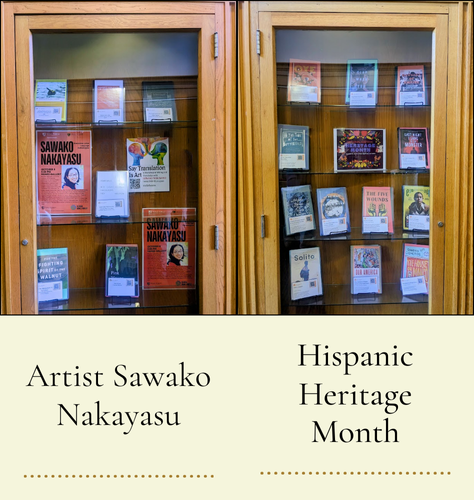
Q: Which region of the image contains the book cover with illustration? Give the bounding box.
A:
[287,59,321,103]
[402,185,430,231]
[396,65,426,105]
[362,186,394,234]
[281,185,316,236]
[93,80,124,122]
[334,128,385,172]
[402,243,430,292]
[34,79,67,122]
[316,187,351,236]
[142,81,178,122]
[126,137,169,192]
[351,245,382,294]
[37,248,69,303]
[278,124,309,170]
[142,208,196,290]
[105,244,139,298]
[289,247,323,300]
[398,127,430,169]
[36,130,92,215]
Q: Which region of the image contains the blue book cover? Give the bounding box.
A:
[316,187,351,236]
[345,59,378,105]
[37,247,69,302]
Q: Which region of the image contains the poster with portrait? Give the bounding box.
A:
[36,130,92,215]
[142,208,196,289]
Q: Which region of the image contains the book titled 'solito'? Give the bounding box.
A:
[289,247,323,300]
[93,80,124,123]
[316,187,351,236]
[281,185,316,236]
[362,186,394,234]
[37,248,69,302]
[351,245,382,295]
[105,244,139,297]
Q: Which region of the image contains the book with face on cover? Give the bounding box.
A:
[281,185,316,236]
[287,59,321,103]
[351,245,382,295]
[289,247,323,300]
[396,65,426,105]
[362,186,394,234]
[316,187,351,236]
[402,185,430,231]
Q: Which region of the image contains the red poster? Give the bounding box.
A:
[36,130,92,215]
[142,208,196,289]
[362,186,394,234]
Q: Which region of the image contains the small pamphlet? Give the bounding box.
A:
[401,276,428,295]
[93,80,125,123]
[95,171,130,218]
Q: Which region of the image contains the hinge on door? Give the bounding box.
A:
[256,30,261,55]
[261,215,265,238]
[214,32,218,58]
[214,225,219,250]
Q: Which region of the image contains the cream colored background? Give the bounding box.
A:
[0,316,472,499]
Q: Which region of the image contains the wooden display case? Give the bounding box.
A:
[238,1,473,314]
[1,1,236,314]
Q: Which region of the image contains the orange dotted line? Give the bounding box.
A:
[260,471,451,476]
[24,474,213,479]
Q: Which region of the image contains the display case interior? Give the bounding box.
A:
[276,30,432,314]
[33,32,200,314]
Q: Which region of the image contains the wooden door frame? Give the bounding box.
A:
[1,1,235,314]
[242,1,471,314]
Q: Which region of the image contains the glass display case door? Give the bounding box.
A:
[254,10,449,314]
[14,11,224,314]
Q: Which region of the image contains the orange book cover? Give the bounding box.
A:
[142,208,196,289]
[287,59,321,103]
[36,130,92,215]
[362,186,394,234]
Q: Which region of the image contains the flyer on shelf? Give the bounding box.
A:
[36,130,92,215]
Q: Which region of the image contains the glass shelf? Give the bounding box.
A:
[279,169,430,176]
[277,103,430,110]
[35,120,198,129]
[283,227,429,243]
[37,214,198,226]
[286,283,428,308]
[38,287,198,313]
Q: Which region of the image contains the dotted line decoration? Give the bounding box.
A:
[260,471,451,476]
[24,475,214,479]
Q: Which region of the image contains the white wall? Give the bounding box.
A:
[33,32,199,79]
[276,30,432,63]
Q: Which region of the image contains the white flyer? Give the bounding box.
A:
[350,91,375,107]
[322,217,346,236]
[95,171,129,217]
[400,154,427,169]
[38,281,63,302]
[291,279,319,301]
[399,91,425,106]
[363,216,388,233]
[107,278,136,296]
[145,107,173,122]
[401,276,428,295]
[289,214,314,234]
[353,276,379,294]
[408,215,430,231]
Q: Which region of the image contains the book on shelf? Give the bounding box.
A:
[34,79,67,123]
[316,187,351,236]
[126,137,169,192]
[36,130,92,215]
[93,80,124,123]
[105,244,139,298]
[37,248,69,303]
[362,186,394,234]
[142,208,196,290]
[401,243,429,294]
[95,170,130,218]
[345,59,378,106]
[142,81,178,122]
[398,127,430,170]
[396,65,426,106]
[278,124,309,170]
[402,185,430,232]
[334,128,386,172]
[287,59,321,103]
[351,245,382,294]
[281,185,316,236]
[289,247,323,300]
